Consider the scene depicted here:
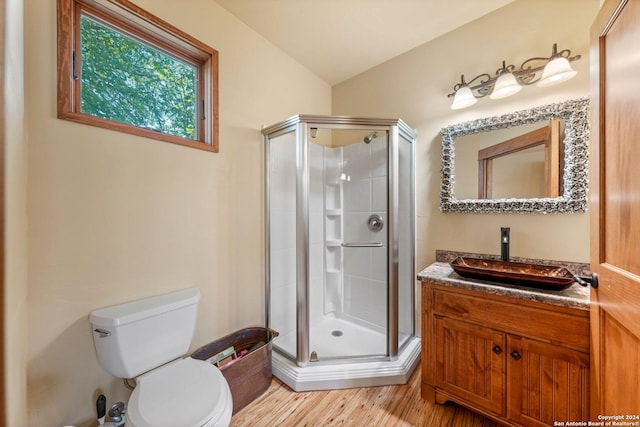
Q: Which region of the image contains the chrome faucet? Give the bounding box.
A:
[501,227,510,262]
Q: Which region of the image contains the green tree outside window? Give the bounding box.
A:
[80,15,198,140]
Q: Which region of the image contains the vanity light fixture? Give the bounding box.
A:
[448,43,580,109]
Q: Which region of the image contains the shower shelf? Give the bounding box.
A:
[325,147,343,320]
[325,183,341,211]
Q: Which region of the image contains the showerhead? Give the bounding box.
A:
[363,132,377,144]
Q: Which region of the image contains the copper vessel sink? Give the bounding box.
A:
[449,257,576,290]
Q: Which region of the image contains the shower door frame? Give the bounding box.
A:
[263,115,416,368]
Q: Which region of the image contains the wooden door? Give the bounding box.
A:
[435,317,505,415]
[507,336,589,426]
[590,0,640,416]
[0,0,5,423]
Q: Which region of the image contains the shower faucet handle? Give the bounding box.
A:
[367,214,384,232]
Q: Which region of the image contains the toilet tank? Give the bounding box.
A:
[89,288,200,379]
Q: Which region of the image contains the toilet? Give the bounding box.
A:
[89,288,233,427]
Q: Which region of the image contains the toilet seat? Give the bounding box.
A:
[127,357,232,427]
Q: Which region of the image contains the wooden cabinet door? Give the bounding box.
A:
[435,317,505,415]
[507,336,589,427]
[591,0,640,416]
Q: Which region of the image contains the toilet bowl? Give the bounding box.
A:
[89,288,233,427]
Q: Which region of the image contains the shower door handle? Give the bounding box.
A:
[341,242,383,248]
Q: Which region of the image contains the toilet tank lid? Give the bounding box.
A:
[89,288,200,328]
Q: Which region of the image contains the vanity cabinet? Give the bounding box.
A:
[422,276,590,427]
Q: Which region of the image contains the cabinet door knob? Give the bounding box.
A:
[492,345,503,355]
[510,350,522,360]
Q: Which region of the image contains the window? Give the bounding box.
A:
[57,0,219,152]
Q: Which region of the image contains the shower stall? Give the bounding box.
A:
[262,115,420,391]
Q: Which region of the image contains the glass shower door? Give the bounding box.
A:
[266,128,297,360]
[308,128,388,362]
[397,131,415,350]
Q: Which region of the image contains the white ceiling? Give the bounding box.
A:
[214,0,515,85]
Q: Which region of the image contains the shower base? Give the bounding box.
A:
[274,315,389,358]
[271,317,421,391]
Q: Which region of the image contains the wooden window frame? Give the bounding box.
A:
[477,120,561,199]
[57,0,219,152]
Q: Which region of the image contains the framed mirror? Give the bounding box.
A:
[440,98,589,213]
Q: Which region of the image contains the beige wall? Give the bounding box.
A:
[5,0,28,425]
[333,0,600,272]
[23,0,330,425]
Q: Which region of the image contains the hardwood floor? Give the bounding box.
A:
[230,362,501,427]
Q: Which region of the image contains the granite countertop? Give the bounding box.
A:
[418,251,590,311]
